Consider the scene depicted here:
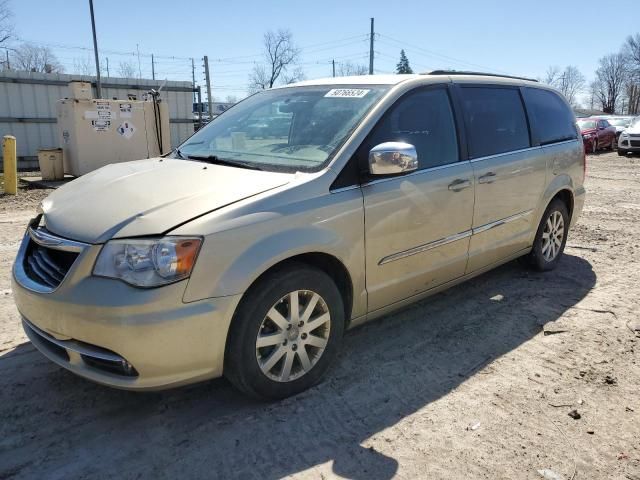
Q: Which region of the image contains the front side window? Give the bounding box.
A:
[523,88,578,145]
[175,86,388,172]
[362,87,459,170]
[460,87,530,158]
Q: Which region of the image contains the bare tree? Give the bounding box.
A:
[588,80,600,110]
[73,56,94,75]
[0,0,12,45]
[594,53,628,113]
[623,33,640,114]
[557,66,585,107]
[117,61,136,78]
[282,66,305,84]
[543,66,561,86]
[336,61,368,77]
[624,33,640,67]
[225,95,238,104]
[248,29,300,92]
[11,43,64,73]
[542,65,585,106]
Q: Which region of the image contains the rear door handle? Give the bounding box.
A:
[478,172,497,184]
[448,179,471,191]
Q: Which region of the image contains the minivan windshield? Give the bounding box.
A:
[174,85,389,172]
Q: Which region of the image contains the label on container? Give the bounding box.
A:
[117,122,136,139]
[324,88,370,98]
[91,119,110,132]
[119,103,132,118]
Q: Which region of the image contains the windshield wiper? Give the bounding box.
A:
[186,154,262,170]
[173,148,186,159]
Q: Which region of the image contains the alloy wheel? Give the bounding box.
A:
[256,290,331,382]
[541,211,564,262]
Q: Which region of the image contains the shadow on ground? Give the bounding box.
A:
[0,255,595,479]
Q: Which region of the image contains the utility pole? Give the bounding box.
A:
[369,17,374,75]
[105,57,109,77]
[136,44,142,79]
[5,50,9,70]
[151,54,155,80]
[332,59,336,77]
[203,55,213,120]
[88,0,102,98]
[191,58,196,104]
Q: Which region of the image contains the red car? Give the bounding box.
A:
[577,118,616,154]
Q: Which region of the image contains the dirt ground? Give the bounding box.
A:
[0,152,639,480]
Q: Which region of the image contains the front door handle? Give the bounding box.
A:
[448,179,471,191]
[478,172,497,184]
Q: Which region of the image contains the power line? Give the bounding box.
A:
[377,34,509,74]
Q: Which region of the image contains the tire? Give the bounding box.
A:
[609,137,616,151]
[224,263,345,400]
[591,140,598,154]
[521,199,569,271]
[618,149,627,156]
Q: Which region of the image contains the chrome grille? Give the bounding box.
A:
[24,243,75,288]
[14,222,88,293]
[24,233,78,289]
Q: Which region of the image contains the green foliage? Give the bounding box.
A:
[396,49,413,74]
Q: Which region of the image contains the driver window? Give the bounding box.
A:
[363,88,459,170]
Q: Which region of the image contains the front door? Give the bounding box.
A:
[361,86,475,312]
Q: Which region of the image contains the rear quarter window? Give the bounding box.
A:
[523,88,578,145]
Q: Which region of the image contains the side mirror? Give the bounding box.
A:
[368,142,418,176]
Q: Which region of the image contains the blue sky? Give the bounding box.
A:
[8,0,639,101]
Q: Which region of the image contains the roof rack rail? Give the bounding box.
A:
[423,70,538,83]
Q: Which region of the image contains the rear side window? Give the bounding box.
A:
[364,87,459,170]
[523,88,578,145]
[459,87,530,158]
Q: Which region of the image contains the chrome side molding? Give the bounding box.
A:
[378,209,534,265]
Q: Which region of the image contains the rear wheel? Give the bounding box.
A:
[224,264,345,400]
[521,199,569,271]
[609,136,616,150]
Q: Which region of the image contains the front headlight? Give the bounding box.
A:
[620,132,629,138]
[93,237,202,287]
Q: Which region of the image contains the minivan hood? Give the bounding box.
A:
[41,158,291,243]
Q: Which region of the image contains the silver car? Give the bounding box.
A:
[13,72,586,399]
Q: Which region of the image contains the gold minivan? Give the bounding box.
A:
[13,72,585,399]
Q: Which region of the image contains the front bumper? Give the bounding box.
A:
[618,136,640,153]
[12,227,242,390]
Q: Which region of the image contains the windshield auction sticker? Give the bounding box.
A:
[324,88,370,98]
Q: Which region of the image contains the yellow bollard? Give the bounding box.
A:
[2,135,17,195]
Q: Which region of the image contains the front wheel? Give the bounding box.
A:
[224,264,345,400]
[591,140,598,154]
[618,149,627,156]
[521,199,569,271]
